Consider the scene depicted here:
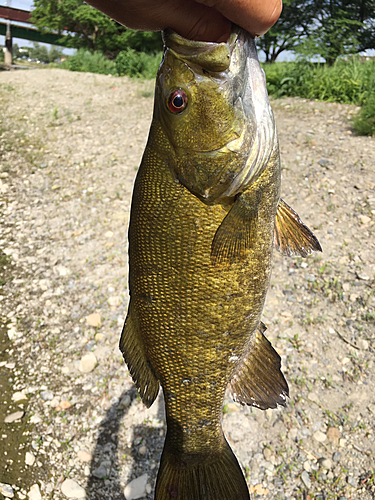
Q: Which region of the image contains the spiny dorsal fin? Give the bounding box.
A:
[119,301,160,408]
[229,322,289,410]
[211,190,261,267]
[274,198,322,257]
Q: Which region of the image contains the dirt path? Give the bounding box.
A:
[0,68,374,500]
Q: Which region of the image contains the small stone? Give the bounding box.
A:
[4,411,24,423]
[30,414,42,424]
[84,466,90,476]
[61,479,86,498]
[332,451,342,462]
[86,313,101,327]
[26,452,36,466]
[78,352,97,373]
[56,400,72,411]
[12,391,28,402]
[339,438,347,447]
[108,296,122,307]
[145,484,152,494]
[92,462,110,479]
[77,450,92,462]
[55,265,71,276]
[118,394,131,410]
[40,390,54,401]
[139,445,147,455]
[356,339,369,350]
[124,474,148,500]
[301,471,311,489]
[318,457,332,469]
[359,215,371,225]
[313,430,327,443]
[326,427,340,445]
[104,231,114,238]
[263,448,272,461]
[28,484,42,500]
[0,482,14,498]
[303,460,311,472]
[347,475,357,487]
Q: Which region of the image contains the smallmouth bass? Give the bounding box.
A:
[120,26,321,500]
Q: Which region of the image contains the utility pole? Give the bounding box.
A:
[4,0,13,66]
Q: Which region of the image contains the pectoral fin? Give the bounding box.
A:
[119,301,160,408]
[274,199,322,257]
[229,322,289,410]
[211,190,261,267]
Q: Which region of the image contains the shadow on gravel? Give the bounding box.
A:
[86,387,165,500]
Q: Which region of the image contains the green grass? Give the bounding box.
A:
[263,57,375,136]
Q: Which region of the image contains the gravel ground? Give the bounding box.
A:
[0,68,374,500]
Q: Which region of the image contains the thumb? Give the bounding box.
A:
[167,1,231,42]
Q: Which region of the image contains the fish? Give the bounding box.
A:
[120,26,322,500]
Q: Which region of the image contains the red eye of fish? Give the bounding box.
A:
[167,89,188,114]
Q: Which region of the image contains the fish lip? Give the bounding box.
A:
[162,25,247,56]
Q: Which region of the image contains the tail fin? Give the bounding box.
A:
[155,438,250,500]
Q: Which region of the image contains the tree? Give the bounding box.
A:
[257,0,375,64]
[31,0,162,58]
[299,0,375,65]
[257,0,317,63]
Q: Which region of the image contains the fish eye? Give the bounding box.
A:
[167,89,188,114]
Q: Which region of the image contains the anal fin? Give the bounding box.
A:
[274,198,322,257]
[229,322,289,410]
[120,301,160,408]
[211,189,261,267]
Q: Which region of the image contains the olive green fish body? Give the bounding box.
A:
[121,27,321,500]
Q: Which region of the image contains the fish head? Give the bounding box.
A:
[155,27,276,204]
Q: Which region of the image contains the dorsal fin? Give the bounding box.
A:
[274,199,322,257]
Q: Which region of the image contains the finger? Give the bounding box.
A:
[197,0,282,36]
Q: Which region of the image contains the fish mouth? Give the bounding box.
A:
[162,26,249,72]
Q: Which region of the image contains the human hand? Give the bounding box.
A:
[86,0,282,42]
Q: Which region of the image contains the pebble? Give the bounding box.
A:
[313,430,327,443]
[78,352,97,373]
[29,414,42,424]
[303,460,311,472]
[61,479,86,499]
[92,462,110,479]
[263,448,272,461]
[139,445,147,455]
[118,394,131,410]
[124,474,148,500]
[25,451,36,466]
[4,411,24,423]
[86,313,101,327]
[77,450,92,462]
[326,426,340,445]
[318,457,332,469]
[347,475,357,487]
[332,451,342,462]
[108,295,122,307]
[0,483,14,498]
[56,400,72,411]
[300,471,311,489]
[28,484,41,500]
[40,390,54,401]
[12,391,28,402]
